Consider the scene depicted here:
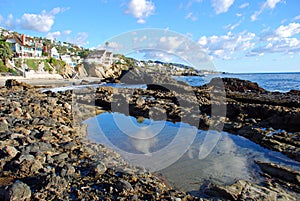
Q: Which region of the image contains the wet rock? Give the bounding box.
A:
[5,79,31,90]
[2,146,19,158]
[116,180,133,192]
[19,154,43,174]
[5,180,31,201]
[256,161,300,186]
[24,142,52,155]
[61,164,76,177]
[94,162,107,176]
[53,153,69,161]
[45,175,68,195]
[202,179,296,201]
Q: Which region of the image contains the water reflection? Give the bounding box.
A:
[85,112,300,192]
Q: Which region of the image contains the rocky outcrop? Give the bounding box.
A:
[84,62,123,81]
[74,63,88,78]
[2,78,300,200]
[84,77,300,163]
[0,79,197,200]
[201,179,297,200]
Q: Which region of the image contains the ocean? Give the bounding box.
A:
[174,72,300,92]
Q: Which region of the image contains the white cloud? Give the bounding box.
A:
[186,0,203,9]
[20,7,67,32]
[62,30,72,35]
[249,22,300,56]
[251,0,282,21]
[126,0,155,24]
[5,14,16,29]
[46,30,72,40]
[275,23,300,37]
[239,2,249,9]
[224,18,243,30]
[250,37,300,55]
[212,0,235,14]
[46,31,61,40]
[185,12,198,21]
[67,32,89,47]
[198,31,256,59]
[293,15,300,21]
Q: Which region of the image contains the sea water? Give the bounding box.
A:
[174,72,300,92]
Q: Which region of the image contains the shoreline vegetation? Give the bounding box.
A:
[0,71,299,200]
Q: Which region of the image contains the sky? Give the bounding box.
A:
[0,0,300,73]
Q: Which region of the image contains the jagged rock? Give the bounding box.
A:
[5,180,31,201]
[2,146,19,158]
[202,180,296,201]
[18,154,43,174]
[5,79,31,90]
[116,180,133,192]
[94,162,107,176]
[207,77,266,93]
[256,161,300,185]
[24,142,53,155]
[75,64,88,78]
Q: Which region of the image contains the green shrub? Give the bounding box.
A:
[26,59,38,71]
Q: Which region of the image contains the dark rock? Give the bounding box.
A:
[19,154,43,174]
[208,77,266,93]
[256,161,300,185]
[94,162,107,176]
[116,180,133,192]
[2,146,19,158]
[5,180,31,201]
[5,79,31,90]
[24,142,52,155]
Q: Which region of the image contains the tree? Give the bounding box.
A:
[0,40,13,62]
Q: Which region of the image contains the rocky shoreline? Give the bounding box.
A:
[0,78,299,200]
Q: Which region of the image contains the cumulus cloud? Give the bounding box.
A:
[248,22,300,56]
[46,31,61,40]
[212,0,235,14]
[126,0,155,24]
[67,32,89,47]
[262,22,300,40]
[46,30,72,40]
[198,31,256,59]
[20,7,68,32]
[5,14,16,29]
[293,15,300,21]
[275,23,300,37]
[251,0,282,21]
[250,37,300,56]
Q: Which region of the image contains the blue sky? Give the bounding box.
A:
[0,0,300,73]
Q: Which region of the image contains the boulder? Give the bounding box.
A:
[5,180,31,201]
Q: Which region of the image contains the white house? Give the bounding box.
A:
[50,47,59,59]
[61,55,77,67]
[6,34,43,58]
[84,50,113,66]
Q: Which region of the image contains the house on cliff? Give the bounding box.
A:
[6,34,43,58]
[84,50,113,66]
